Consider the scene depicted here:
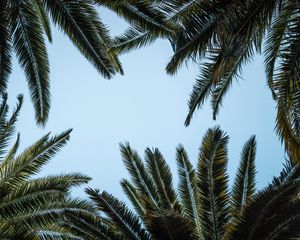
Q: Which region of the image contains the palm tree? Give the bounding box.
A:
[0,93,93,239]
[107,0,300,162]
[0,0,127,125]
[66,127,300,240]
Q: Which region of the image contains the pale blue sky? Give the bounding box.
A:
[8,9,284,198]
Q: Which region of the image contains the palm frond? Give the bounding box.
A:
[11,1,50,125]
[197,127,230,240]
[86,188,150,240]
[43,0,117,79]
[145,147,179,211]
[231,136,256,219]
[120,142,159,209]
[176,144,202,239]
[0,1,12,93]
[146,210,195,240]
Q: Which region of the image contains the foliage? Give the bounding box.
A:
[105,0,300,162]
[0,93,93,239]
[0,0,125,125]
[69,127,300,240]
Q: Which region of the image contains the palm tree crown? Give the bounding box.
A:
[0,0,126,125]
[67,127,300,240]
[0,94,93,239]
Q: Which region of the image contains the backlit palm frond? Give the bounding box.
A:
[121,179,146,222]
[65,210,122,240]
[120,142,160,210]
[165,0,233,75]
[271,10,300,162]
[176,144,202,239]
[145,147,179,211]
[231,136,256,219]
[197,127,230,240]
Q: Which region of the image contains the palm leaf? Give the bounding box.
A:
[86,188,150,240]
[231,136,256,219]
[176,144,202,239]
[120,142,159,209]
[145,147,179,211]
[197,127,230,240]
[10,1,50,125]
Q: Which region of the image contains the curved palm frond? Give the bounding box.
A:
[0,94,92,239]
[86,188,150,240]
[231,136,256,219]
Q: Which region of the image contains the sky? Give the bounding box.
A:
[7,8,285,199]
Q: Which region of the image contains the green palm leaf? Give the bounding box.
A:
[120,142,159,209]
[145,147,179,211]
[86,188,150,240]
[0,1,12,94]
[11,0,50,125]
[176,144,202,239]
[197,127,230,240]
[231,136,256,219]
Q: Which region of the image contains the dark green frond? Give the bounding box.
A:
[145,147,179,211]
[197,127,230,240]
[0,94,22,160]
[231,136,256,219]
[34,0,52,42]
[176,145,202,239]
[146,210,196,240]
[121,179,146,221]
[0,1,12,93]
[43,0,117,79]
[86,188,150,240]
[120,142,159,209]
[0,129,72,190]
[111,26,159,54]
[224,176,300,240]
[10,1,50,125]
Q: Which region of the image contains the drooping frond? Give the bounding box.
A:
[111,26,159,54]
[93,0,171,35]
[231,136,256,219]
[42,0,117,79]
[0,1,12,93]
[197,127,230,240]
[34,0,52,42]
[10,0,50,125]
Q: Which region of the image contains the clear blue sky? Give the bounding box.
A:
[8,9,284,198]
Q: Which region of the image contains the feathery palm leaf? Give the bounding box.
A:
[0,94,92,239]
